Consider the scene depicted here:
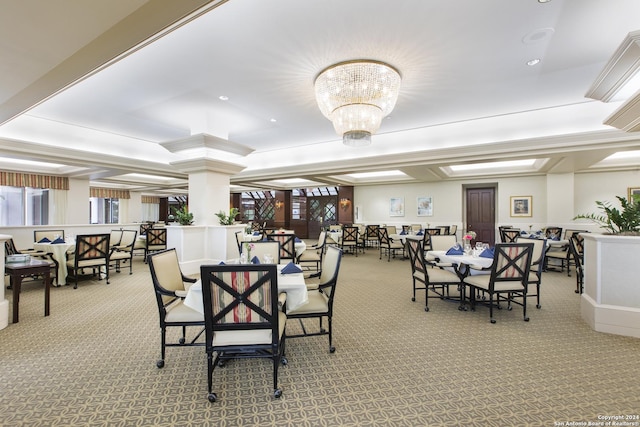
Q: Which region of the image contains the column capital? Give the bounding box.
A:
[170,158,246,175]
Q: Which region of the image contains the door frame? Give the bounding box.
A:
[463,183,497,245]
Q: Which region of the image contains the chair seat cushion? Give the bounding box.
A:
[287,289,329,315]
[165,300,204,323]
[67,259,107,268]
[387,242,404,249]
[464,275,525,292]
[426,267,460,284]
[213,311,286,346]
[110,251,132,260]
[298,251,321,261]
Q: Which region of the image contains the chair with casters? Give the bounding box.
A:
[287,246,342,353]
[297,231,326,276]
[340,226,360,256]
[463,242,533,323]
[147,248,204,369]
[365,225,380,248]
[378,227,404,261]
[516,236,547,309]
[267,233,296,262]
[139,223,153,237]
[144,228,167,262]
[568,232,586,294]
[4,238,59,286]
[110,229,137,275]
[109,229,123,248]
[406,238,461,312]
[545,226,563,241]
[34,230,65,243]
[66,234,110,289]
[247,241,280,264]
[200,263,287,402]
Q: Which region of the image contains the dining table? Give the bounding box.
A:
[33,240,75,286]
[183,263,309,315]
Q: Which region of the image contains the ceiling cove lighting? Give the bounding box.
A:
[449,159,537,172]
[314,60,401,147]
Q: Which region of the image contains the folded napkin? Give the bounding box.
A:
[281,262,302,274]
[294,237,302,243]
[520,230,527,235]
[262,237,269,241]
[38,237,51,243]
[251,256,260,264]
[52,237,66,244]
[446,246,464,255]
[479,247,495,258]
[253,231,260,236]
[400,230,406,235]
[416,231,423,235]
[218,261,226,265]
[551,236,560,241]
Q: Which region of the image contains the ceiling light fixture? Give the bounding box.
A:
[314,60,401,147]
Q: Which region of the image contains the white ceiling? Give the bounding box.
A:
[2,0,640,194]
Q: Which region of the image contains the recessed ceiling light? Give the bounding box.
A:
[522,27,555,44]
[219,95,229,101]
[270,118,277,123]
[538,0,552,3]
[527,58,541,66]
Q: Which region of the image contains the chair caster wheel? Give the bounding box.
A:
[281,357,288,366]
[320,328,326,333]
[536,304,541,309]
[575,290,580,293]
[490,319,496,324]
[329,346,336,353]
[524,317,530,322]
[217,360,226,367]
[179,337,185,345]
[507,306,513,311]
[156,360,164,368]
[424,307,429,312]
[411,297,415,301]
[274,388,283,399]
[208,393,217,402]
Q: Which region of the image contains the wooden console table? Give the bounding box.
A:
[5,259,52,323]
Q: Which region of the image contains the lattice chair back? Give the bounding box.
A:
[378,227,391,246]
[68,233,110,288]
[489,243,533,291]
[145,228,168,261]
[139,223,153,236]
[366,225,379,239]
[425,228,441,236]
[500,228,521,243]
[544,227,563,240]
[267,233,296,261]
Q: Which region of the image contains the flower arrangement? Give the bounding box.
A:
[463,231,477,240]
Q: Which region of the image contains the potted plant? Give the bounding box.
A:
[215,208,240,225]
[173,205,194,225]
[573,194,640,235]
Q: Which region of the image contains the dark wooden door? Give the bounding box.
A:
[466,187,496,246]
[307,196,337,240]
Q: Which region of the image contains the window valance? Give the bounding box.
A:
[141,196,160,204]
[90,187,131,199]
[0,171,69,190]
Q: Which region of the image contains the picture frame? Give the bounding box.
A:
[416,196,433,217]
[389,197,405,217]
[510,196,532,217]
[628,187,640,200]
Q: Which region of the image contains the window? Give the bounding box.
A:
[0,186,49,226]
[90,197,119,224]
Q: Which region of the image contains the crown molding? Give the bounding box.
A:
[160,133,254,156]
[604,91,640,131]
[170,158,246,175]
[586,30,640,102]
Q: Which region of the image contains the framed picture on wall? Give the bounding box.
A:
[417,196,433,216]
[628,187,640,200]
[510,196,532,217]
[389,197,405,217]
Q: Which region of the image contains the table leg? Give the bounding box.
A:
[44,271,50,317]
[12,275,22,323]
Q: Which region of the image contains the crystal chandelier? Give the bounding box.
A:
[314,60,401,146]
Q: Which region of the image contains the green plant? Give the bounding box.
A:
[215,208,239,225]
[173,205,194,225]
[573,195,640,235]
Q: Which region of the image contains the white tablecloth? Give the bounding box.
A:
[33,241,75,285]
[426,250,493,275]
[183,264,308,314]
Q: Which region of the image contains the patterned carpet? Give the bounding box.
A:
[2,246,639,427]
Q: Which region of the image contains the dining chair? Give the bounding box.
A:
[200,263,287,402]
[147,249,204,369]
[34,230,65,243]
[406,238,461,312]
[463,242,533,323]
[66,233,110,289]
[287,246,342,353]
[139,223,153,237]
[424,235,457,265]
[109,229,123,248]
[568,232,586,294]
[267,233,296,262]
[234,231,244,256]
[424,228,441,236]
[110,229,137,275]
[297,231,326,275]
[437,226,450,235]
[402,225,411,234]
[377,227,404,261]
[516,236,547,309]
[248,241,280,263]
[448,225,458,237]
[545,226,563,241]
[144,228,167,262]
[340,226,360,256]
[385,225,397,235]
[365,225,380,248]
